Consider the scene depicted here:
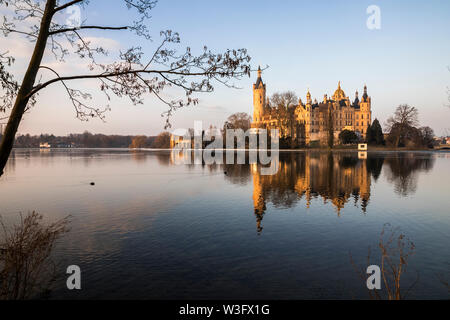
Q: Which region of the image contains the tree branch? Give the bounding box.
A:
[0,27,38,38]
[49,25,128,35]
[53,0,84,13]
[28,68,249,99]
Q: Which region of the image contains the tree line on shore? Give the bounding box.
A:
[5,131,172,149]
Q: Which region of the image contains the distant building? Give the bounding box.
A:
[170,135,192,149]
[170,128,212,149]
[55,142,75,148]
[251,67,372,146]
[39,142,51,148]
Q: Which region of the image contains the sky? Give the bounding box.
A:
[2,0,450,136]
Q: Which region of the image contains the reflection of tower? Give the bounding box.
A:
[359,158,371,213]
[294,153,311,208]
[251,164,266,234]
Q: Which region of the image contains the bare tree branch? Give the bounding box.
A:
[49,25,128,35]
[53,0,84,13]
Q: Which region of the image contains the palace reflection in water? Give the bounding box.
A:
[168,149,437,233]
[250,152,374,233]
[251,152,435,233]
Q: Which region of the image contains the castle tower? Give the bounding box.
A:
[304,89,313,144]
[360,85,372,133]
[306,89,312,105]
[252,66,266,125]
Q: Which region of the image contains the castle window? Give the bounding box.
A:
[361,114,364,119]
[356,121,359,126]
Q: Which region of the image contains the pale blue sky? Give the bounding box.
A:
[9,0,450,136]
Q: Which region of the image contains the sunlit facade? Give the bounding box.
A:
[251,67,372,145]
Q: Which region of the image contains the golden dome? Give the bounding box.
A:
[333,81,346,101]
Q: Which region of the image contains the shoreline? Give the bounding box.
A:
[11,147,450,152]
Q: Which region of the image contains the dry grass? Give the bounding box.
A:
[0,211,70,300]
[351,224,418,300]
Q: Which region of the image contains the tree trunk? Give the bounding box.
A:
[0,0,55,176]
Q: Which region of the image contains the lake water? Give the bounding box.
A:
[1,149,449,299]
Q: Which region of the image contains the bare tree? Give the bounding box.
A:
[0,211,70,299]
[151,131,170,148]
[0,0,252,176]
[269,91,298,141]
[386,104,419,131]
[224,112,252,131]
[385,104,419,147]
[129,135,149,148]
[269,91,297,111]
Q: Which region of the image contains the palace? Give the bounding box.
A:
[251,67,372,146]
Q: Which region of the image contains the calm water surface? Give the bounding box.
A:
[1,149,449,299]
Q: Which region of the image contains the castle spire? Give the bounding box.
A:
[353,89,359,106]
[254,66,264,89]
[363,84,368,100]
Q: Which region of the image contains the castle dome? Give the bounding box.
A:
[332,81,346,101]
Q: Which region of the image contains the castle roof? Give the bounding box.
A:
[255,76,264,88]
[255,66,264,88]
[362,85,369,102]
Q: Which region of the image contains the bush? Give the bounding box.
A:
[339,130,358,145]
[0,212,70,299]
